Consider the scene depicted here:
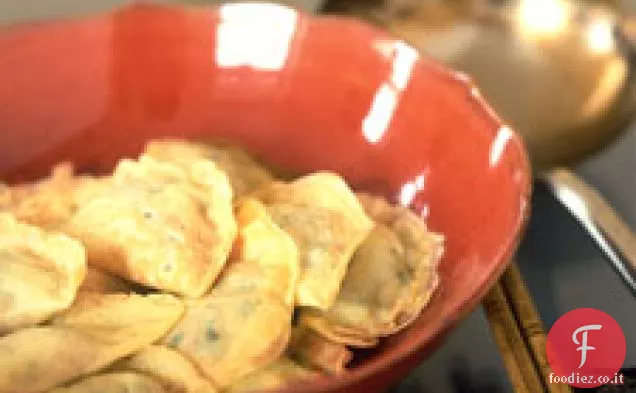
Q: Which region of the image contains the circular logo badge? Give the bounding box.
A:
[546,308,626,388]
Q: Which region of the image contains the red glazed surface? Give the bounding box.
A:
[0,3,531,392]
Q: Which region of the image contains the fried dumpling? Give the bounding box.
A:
[48,372,166,393]
[288,326,352,375]
[0,293,183,393]
[0,163,78,229]
[213,198,298,306]
[164,292,291,390]
[0,213,86,334]
[112,346,217,393]
[163,198,298,388]
[143,139,273,198]
[226,358,319,393]
[299,193,443,347]
[0,163,111,231]
[255,172,373,310]
[255,172,372,216]
[64,156,236,297]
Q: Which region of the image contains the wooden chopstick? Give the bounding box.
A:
[499,264,572,393]
[484,262,576,393]
[483,278,545,393]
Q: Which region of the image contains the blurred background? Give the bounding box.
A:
[1,1,634,392]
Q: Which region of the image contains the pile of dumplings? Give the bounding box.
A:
[0,139,444,393]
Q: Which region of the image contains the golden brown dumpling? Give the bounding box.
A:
[0,163,110,231]
[226,358,319,393]
[288,326,352,375]
[255,172,373,310]
[0,213,86,334]
[143,139,273,198]
[0,163,77,229]
[48,372,166,393]
[111,346,218,393]
[299,193,443,347]
[213,198,298,306]
[163,198,298,388]
[64,156,236,297]
[0,293,183,393]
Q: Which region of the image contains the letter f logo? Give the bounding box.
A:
[573,324,602,368]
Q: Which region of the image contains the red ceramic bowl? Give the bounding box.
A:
[0,3,531,392]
